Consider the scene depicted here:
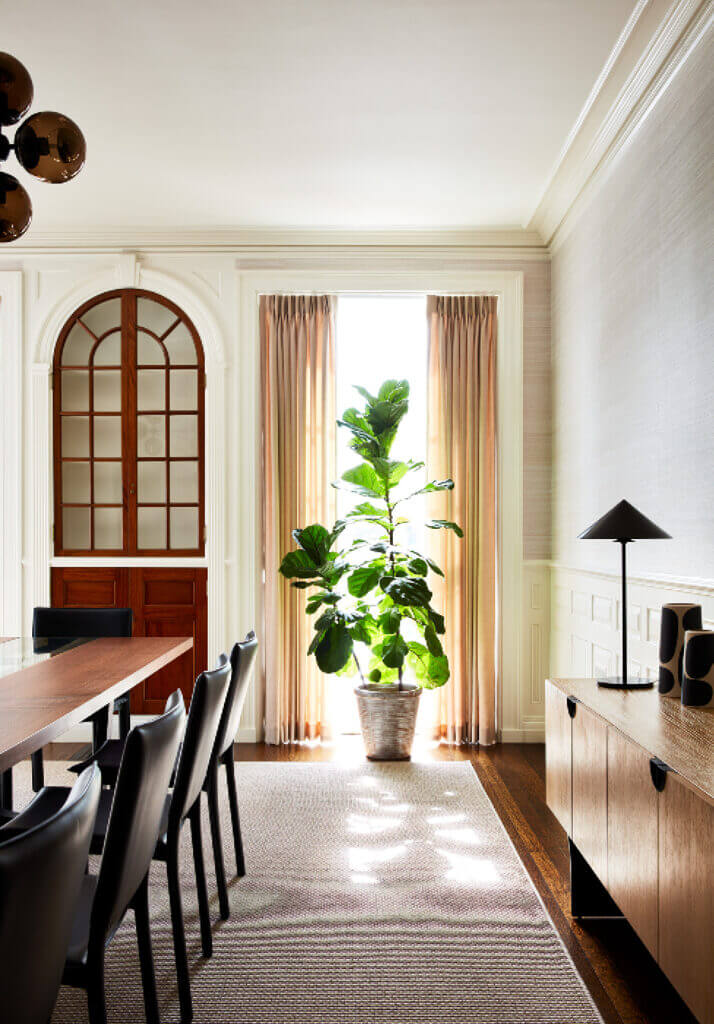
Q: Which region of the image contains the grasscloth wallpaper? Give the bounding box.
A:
[551,26,714,581]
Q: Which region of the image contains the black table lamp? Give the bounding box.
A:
[579,499,671,689]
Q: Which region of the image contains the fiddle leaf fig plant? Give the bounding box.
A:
[279,379,462,690]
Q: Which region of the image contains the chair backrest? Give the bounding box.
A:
[32,606,133,639]
[0,765,101,1024]
[93,690,185,942]
[214,631,259,760]
[170,659,232,832]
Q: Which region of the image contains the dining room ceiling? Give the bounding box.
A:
[3,0,637,234]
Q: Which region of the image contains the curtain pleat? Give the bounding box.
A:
[261,295,337,744]
[427,295,497,745]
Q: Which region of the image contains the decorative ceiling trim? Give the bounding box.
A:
[529,0,712,248]
[0,226,547,257]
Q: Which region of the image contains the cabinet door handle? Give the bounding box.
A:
[567,696,578,719]
[650,756,673,791]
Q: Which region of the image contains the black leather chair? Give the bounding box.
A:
[155,659,231,1022]
[204,631,258,920]
[0,764,101,1024]
[31,607,134,791]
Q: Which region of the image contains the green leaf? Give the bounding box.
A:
[423,653,450,688]
[380,576,432,607]
[347,564,382,598]
[314,608,338,632]
[279,549,322,580]
[349,617,374,645]
[290,580,315,589]
[315,622,353,674]
[407,557,428,576]
[353,384,377,405]
[368,668,382,682]
[426,519,464,538]
[307,630,325,656]
[380,633,408,669]
[424,623,443,657]
[291,524,332,565]
[406,643,450,688]
[338,463,385,498]
[428,608,445,634]
[366,400,408,439]
[424,556,444,577]
[379,608,402,634]
[372,458,410,487]
[377,379,410,403]
[346,501,385,518]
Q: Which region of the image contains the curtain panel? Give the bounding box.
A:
[260,295,337,744]
[427,295,498,745]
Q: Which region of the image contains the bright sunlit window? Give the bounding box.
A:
[329,295,428,735]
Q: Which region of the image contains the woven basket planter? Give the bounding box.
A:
[354,682,422,760]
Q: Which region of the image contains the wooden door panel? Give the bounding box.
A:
[51,567,130,610]
[50,566,206,716]
[572,702,608,886]
[545,680,572,834]
[659,774,714,1024]
[131,567,207,713]
[607,728,658,957]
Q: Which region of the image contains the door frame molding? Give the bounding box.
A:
[238,267,524,742]
[29,263,227,698]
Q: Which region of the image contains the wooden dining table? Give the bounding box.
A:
[0,635,193,800]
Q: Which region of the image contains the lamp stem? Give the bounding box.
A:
[621,540,628,683]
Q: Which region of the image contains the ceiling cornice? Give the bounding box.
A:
[529,0,712,249]
[0,226,547,258]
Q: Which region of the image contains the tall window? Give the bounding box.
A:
[53,289,205,556]
[332,295,428,733]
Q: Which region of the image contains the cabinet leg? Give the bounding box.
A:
[569,839,623,919]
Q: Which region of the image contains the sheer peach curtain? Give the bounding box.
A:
[427,295,497,745]
[261,295,337,744]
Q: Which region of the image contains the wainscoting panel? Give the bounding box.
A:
[507,561,551,742]
[550,565,714,682]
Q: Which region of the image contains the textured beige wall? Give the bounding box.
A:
[552,27,714,581]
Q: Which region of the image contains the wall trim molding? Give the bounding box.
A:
[530,0,713,248]
[0,271,23,636]
[0,227,548,258]
[550,562,714,598]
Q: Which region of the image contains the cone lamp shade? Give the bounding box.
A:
[579,500,671,688]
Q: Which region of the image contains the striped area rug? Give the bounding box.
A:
[13,760,602,1023]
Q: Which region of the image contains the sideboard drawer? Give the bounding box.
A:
[572,702,608,886]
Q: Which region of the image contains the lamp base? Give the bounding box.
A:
[597,676,654,690]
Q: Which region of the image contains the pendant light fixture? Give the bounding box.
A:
[0,51,86,242]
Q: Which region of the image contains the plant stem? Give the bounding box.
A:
[384,484,403,691]
[352,651,365,686]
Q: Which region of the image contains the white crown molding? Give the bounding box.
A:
[0,226,547,258]
[529,0,712,248]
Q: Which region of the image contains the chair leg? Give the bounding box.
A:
[189,802,213,959]
[222,753,246,877]
[92,706,109,752]
[0,768,13,809]
[134,874,160,1024]
[86,947,107,1024]
[206,767,230,920]
[31,750,44,792]
[167,831,193,1023]
[118,695,131,740]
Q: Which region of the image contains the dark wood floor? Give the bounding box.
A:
[52,736,693,1024]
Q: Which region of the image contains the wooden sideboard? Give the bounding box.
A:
[546,677,714,1024]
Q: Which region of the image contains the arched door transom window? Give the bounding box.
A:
[53,289,205,555]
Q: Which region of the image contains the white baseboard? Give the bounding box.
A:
[500,725,545,743]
